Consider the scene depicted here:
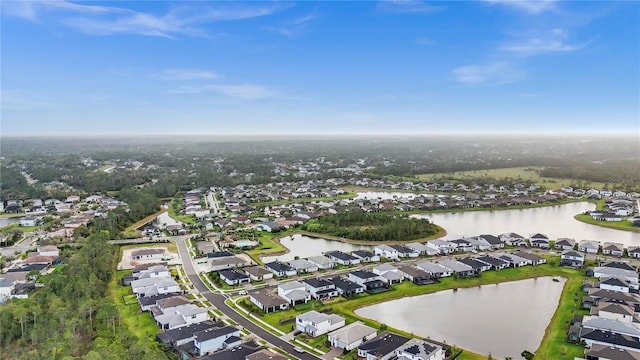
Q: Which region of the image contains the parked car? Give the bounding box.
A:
[294,347,305,353]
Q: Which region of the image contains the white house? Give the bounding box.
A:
[328,321,377,350]
[593,267,639,289]
[578,240,600,254]
[19,216,38,227]
[243,266,273,282]
[374,245,399,260]
[296,311,345,337]
[425,239,456,254]
[416,261,451,278]
[131,248,165,260]
[131,276,181,297]
[288,259,319,274]
[529,233,550,249]
[600,277,631,293]
[394,338,445,360]
[307,255,335,270]
[155,303,210,330]
[277,281,311,305]
[602,242,625,257]
[560,250,585,267]
[193,326,241,356]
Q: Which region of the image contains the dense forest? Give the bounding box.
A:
[301,208,439,241]
[0,234,170,360]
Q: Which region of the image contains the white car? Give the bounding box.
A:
[238,290,248,295]
[293,346,305,353]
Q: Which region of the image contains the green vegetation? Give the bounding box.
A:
[246,233,287,263]
[125,208,168,231]
[300,208,440,242]
[0,234,170,359]
[168,198,196,224]
[574,214,640,233]
[418,166,608,190]
[110,270,161,340]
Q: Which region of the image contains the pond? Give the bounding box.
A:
[355,277,566,359]
[261,233,371,263]
[0,217,21,228]
[412,201,640,247]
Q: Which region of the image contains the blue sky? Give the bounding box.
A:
[2,0,638,136]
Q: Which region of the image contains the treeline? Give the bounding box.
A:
[301,209,439,241]
[0,234,170,359]
[541,162,640,191]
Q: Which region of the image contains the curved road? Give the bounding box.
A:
[176,238,320,360]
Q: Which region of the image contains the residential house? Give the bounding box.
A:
[581,316,640,338]
[288,259,319,274]
[582,344,640,360]
[591,302,637,323]
[602,242,625,257]
[374,244,400,260]
[579,328,640,352]
[475,255,509,270]
[351,250,380,263]
[397,265,433,285]
[330,276,365,297]
[256,222,284,232]
[499,232,528,247]
[193,326,242,356]
[405,242,438,256]
[325,251,360,266]
[19,216,38,227]
[0,273,27,301]
[197,341,262,360]
[425,239,456,255]
[394,338,445,360]
[629,246,640,259]
[155,303,211,330]
[593,267,639,289]
[132,248,165,260]
[561,250,585,267]
[138,292,182,312]
[578,240,601,254]
[600,277,632,293]
[529,233,550,249]
[328,321,377,350]
[416,261,452,278]
[243,266,273,282]
[303,278,338,301]
[245,349,289,360]
[131,276,181,297]
[439,259,477,277]
[477,234,504,250]
[495,252,530,267]
[457,257,491,273]
[555,238,576,251]
[358,331,411,360]
[295,310,345,337]
[277,281,311,305]
[156,320,223,348]
[391,245,419,258]
[513,251,547,265]
[449,238,476,252]
[348,270,387,292]
[249,289,289,313]
[218,269,250,286]
[372,264,404,284]
[264,261,297,277]
[210,257,246,272]
[307,255,336,270]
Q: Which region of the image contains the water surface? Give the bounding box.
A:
[355,277,566,359]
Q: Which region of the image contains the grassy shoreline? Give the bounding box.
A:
[574,213,640,233]
[330,264,584,360]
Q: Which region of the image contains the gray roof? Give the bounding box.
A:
[328,321,376,344]
[250,289,288,308]
[278,280,305,291]
[439,259,474,272]
[288,259,317,270]
[582,316,640,337]
[416,261,449,274]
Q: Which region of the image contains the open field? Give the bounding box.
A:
[418,166,609,189]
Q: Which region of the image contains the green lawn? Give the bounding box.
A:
[417,166,609,190]
[108,270,160,341]
[295,333,331,353]
[246,233,287,264]
[168,198,197,224]
[574,214,640,233]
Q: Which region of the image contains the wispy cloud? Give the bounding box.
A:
[154,69,220,81]
[502,28,589,56]
[173,84,279,99]
[484,0,559,15]
[0,90,63,110]
[263,7,320,38]
[452,61,526,85]
[3,0,290,38]
[378,0,442,14]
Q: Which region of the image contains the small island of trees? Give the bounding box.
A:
[300,208,439,242]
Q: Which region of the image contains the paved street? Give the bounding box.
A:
[175,237,321,360]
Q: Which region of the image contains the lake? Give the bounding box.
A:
[412,201,640,247]
[261,233,371,263]
[355,277,566,359]
[0,217,21,228]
